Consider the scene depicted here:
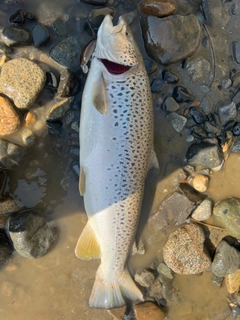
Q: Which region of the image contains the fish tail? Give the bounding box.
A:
[89,266,143,309]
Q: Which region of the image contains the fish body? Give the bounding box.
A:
[76,15,155,309]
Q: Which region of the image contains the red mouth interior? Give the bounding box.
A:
[101,59,131,74]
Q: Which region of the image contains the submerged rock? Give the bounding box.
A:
[191,198,212,221]
[0,139,27,169]
[1,26,32,47]
[213,198,240,237]
[134,269,155,288]
[0,96,20,136]
[0,233,12,268]
[0,58,46,109]
[139,0,177,17]
[167,112,187,132]
[217,101,237,125]
[211,240,240,277]
[192,174,209,192]
[47,97,74,120]
[133,302,164,320]
[225,269,240,294]
[8,210,57,258]
[31,23,50,48]
[163,223,211,274]
[141,14,201,65]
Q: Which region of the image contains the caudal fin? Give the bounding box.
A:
[89,266,143,309]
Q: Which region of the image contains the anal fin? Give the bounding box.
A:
[75,220,101,260]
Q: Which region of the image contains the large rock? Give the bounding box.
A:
[0,58,46,109]
[163,224,211,274]
[141,14,201,65]
[0,96,20,136]
[213,198,240,238]
[8,210,57,258]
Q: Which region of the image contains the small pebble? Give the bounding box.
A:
[192,174,209,192]
[134,269,155,288]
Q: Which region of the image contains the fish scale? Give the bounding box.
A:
[75,14,156,309]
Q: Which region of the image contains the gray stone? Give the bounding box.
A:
[217,101,237,125]
[1,26,32,47]
[149,279,163,301]
[232,41,240,64]
[50,37,81,69]
[186,142,224,169]
[186,57,212,84]
[199,96,214,115]
[141,14,201,65]
[148,191,195,231]
[191,198,212,221]
[212,240,240,277]
[231,137,240,153]
[134,269,155,288]
[157,263,173,279]
[212,275,224,286]
[203,121,220,135]
[167,112,187,132]
[163,223,211,274]
[47,97,74,120]
[0,139,27,169]
[31,23,50,48]
[0,58,46,109]
[9,210,57,258]
[162,97,180,112]
[21,128,35,147]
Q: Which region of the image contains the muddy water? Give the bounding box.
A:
[0,1,239,320]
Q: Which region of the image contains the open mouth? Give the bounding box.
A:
[100,59,131,74]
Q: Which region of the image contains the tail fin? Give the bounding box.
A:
[89,266,143,309]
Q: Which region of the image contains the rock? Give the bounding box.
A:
[217,101,237,125]
[189,107,206,124]
[186,142,223,169]
[192,174,209,193]
[0,42,12,55]
[0,233,12,268]
[162,70,179,83]
[212,275,224,286]
[24,111,37,126]
[0,139,27,169]
[233,122,240,136]
[31,23,50,48]
[107,306,126,320]
[0,96,20,136]
[212,240,240,277]
[0,197,18,215]
[21,128,35,146]
[163,223,211,274]
[141,14,201,65]
[144,59,158,75]
[149,278,163,301]
[148,191,195,231]
[46,119,63,134]
[213,198,240,237]
[203,121,220,135]
[52,17,68,37]
[135,269,155,288]
[172,86,194,103]
[57,69,80,97]
[185,57,212,84]
[189,125,207,139]
[232,41,240,64]
[133,302,164,320]
[50,37,81,69]
[179,182,207,202]
[0,58,46,109]
[199,96,214,115]
[191,198,212,221]
[8,210,57,258]
[167,112,187,132]
[47,97,74,120]
[221,77,231,89]
[26,12,38,23]
[1,26,32,47]
[225,269,240,294]
[71,121,79,133]
[38,2,63,26]
[157,262,173,279]
[151,78,166,93]
[232,306,240,319]
[162,97,180,112]
[88,7,115,32]
[45,72,59,91]
[0,170,7,196]
[139,0,177,17]
[9,9,26,25]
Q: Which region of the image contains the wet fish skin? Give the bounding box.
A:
[75,14,155,309]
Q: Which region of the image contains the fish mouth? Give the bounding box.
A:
[100,59,132,74]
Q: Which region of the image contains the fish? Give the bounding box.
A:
[75,14,158,309]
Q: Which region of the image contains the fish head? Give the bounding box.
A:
[94,14,140,72]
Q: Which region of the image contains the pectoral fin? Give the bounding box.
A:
[75,220,101,260]
[79,166,86,196]
[148,149,159,172]
[93,73,108,115]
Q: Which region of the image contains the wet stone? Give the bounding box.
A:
[0,41,12,55]
[192,174,209,193]
[212,275,223,286]
[0,197,18,215]
[232,122,240,136]
[191,198,212,221]
[204,121,220,135]
[107,306,126,320]
[186,142,223,169]
[162,97,180,112]
[225,269,240,294]
[57,69,80,97]
[157,262,173,279]
[151,78,166,93]
[52,17,68,37]
[21,128,35,146]
[141,14,201,65]
[49,37,81,69]
[0,58,46,109]
[189,107,206,124]
[47,97,74,120]
[232,307,240,319]
[162,70,179,83]
[0,234,12,268]
[139,0,177,17]
[1,26,32,47]
[144,59,158,75]
[135,269,155,288]
[189,125,207,139]
[213,197,240,238]
[167,112,187,133]
[179,182,207,203]
[0,170,7,196]
[211,240,240,277]
[217,101,236,125]
[133,302,164,320]
[232,41,240,64]
[88,7,115,32]
[172,86,194,103]
[26,12,38,23]
[163,223,211,274]
[9,9,26,25]
[45,72,59,91]
[8,210,57,259]
[0,139,27,169]
[148,191,195,231]
[0,96,20,136]
[31,23,50,48]
[148,278,163,301]
[185,57,212,84]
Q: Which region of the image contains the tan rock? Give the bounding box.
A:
[134,302,164,320]
[107,306,126,320]
[24,111,37,126]
[225,269,240,294]
[192,174,209,192]
[139,0,177,17]
[0,96,20,136]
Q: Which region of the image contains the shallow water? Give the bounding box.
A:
[0,0,240,319]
